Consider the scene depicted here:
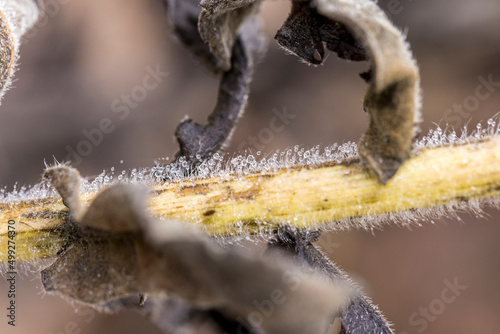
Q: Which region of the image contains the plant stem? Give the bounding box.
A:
[1,136,500,263]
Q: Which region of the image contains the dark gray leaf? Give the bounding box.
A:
[267,225,394,334]
[173,37,252,165]
[163,0,266,169]
[164,0,220,72]
[42,181,349,334]
[275,0,366,65]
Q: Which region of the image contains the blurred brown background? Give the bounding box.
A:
[1,0,500,333]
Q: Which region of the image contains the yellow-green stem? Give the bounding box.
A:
[1,137,500,263]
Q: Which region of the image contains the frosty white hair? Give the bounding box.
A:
[0,0,40,101]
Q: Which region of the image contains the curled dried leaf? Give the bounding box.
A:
[275,0,367,65]
[43,225,348,333]
[276,0,421,183]
[42,166,350,334]
[43,166,83,220]
[173,37,252,165]
[164,0,266,167]
[80,184,149,232]
[164,0,220,72]
[198,0,262,71]
[317,0,421,183]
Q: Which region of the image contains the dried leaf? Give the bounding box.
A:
[275,1,366,65]
[164,0,220,72]
[43,166,83,219]
[163,0,266,167]
[42,166,350,334]
[144,297,255,334]
[41,233,143,304]
[317,0,421,183]
[80,184,149,232]
[268,226,394,334]
[173,37,252,165]
[198,0,262,71]
[276,0,421,183]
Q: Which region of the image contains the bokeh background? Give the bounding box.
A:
[1,0,500,333]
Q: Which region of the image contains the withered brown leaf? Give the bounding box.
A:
[198,0,262,71]
[276,0,421,183]
[41,166,350,334]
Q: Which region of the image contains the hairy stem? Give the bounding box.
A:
[1,136,500,263]
[267,227,393,334]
